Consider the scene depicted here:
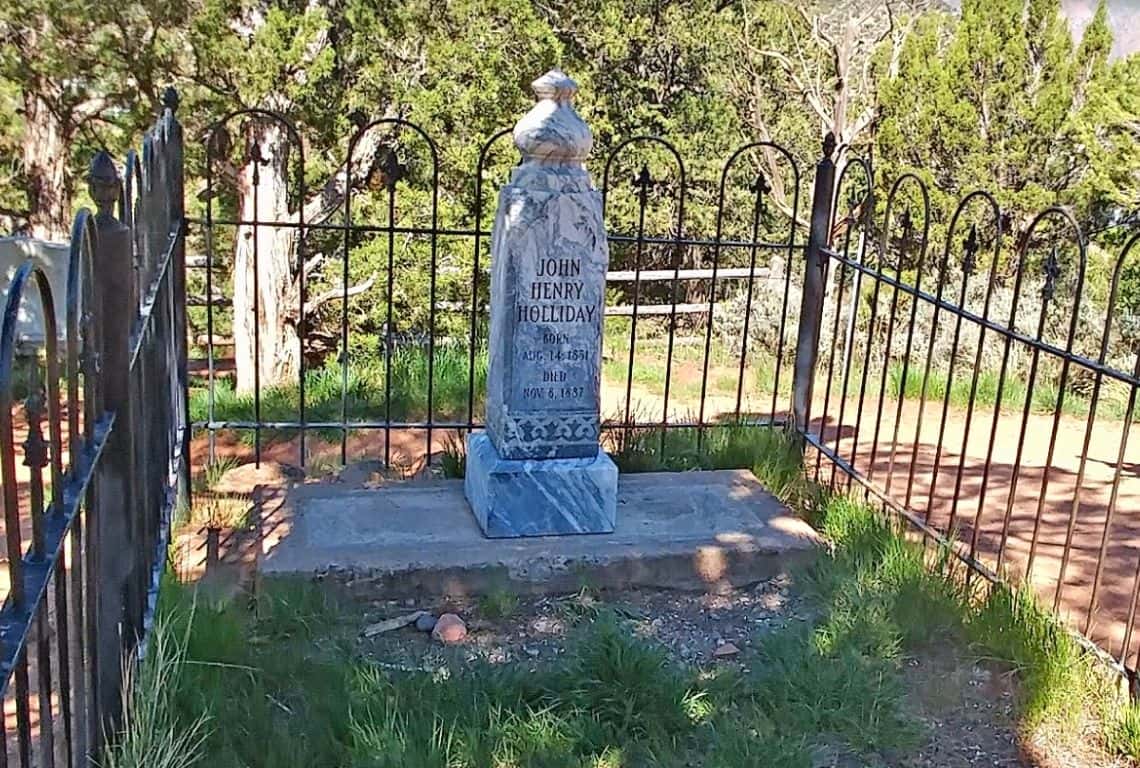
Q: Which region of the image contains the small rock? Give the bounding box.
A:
[713,642,740,658]
[432,613,467,644]
[415,613,438,633]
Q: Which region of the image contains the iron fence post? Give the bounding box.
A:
[164,88,192,515]
[791,133,837,443]
[89,149,137,740]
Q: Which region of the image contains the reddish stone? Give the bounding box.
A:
[432,613,467,644]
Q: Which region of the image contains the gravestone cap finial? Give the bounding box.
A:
[532,69,578,103]
[513,69,592,167]
[87,150,120,218]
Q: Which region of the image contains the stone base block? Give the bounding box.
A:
[464,432,617,538]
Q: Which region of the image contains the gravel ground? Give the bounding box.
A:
[349,579,1073,767]
[358,575,811,672]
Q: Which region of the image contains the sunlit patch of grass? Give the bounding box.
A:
[188,345,487,446]
[1106,700,1140,762]
[968,582,1093,730]
[611,424,809,504]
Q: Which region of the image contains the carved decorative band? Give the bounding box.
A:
[502,413,600,445]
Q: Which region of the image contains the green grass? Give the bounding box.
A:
[602,355,667,388]
[121,427,1131,766]
[189,345,488,445]
[193,456,241,494]
[101,592,210,768]
[478,587,520,620]
[611,425,808,501]
[887,363,1029,413]
[1108,701,1140,762]
[145,570,924,767]
[884,362,1139,421]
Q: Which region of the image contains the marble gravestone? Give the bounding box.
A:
[464,69,619,538]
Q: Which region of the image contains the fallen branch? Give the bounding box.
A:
[362,611,425,637]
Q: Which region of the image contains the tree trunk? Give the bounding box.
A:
[23,87,71,241]
[233,121,301,393]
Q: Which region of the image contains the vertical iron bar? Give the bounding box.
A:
[867,177,931,487]
[831,221,864,476]
[698,164,730,447]
[1056,361,1105,616]
[660,170,686,456]
[623,166,651,439]
[849,229,881,476]
[771,169,800,424]
[296,140,307,468]
[925,229,976,527]
[969,267,1024,571]
[903,249,951,512]
[1026,249,1086,581]
[734,180,763,420]
[821,238,853,484]
[950,208,1003,554]
[995,297,1049,573]
[426,161,440,469]
[1090,311,1139,637]
[384,184,396,470]
[881,209,932,497]
[468,146,489,429]
[250,142,262,466]
[203,155,217,465]
[341,161,352,465]
[35,610,55,768]
[53,530,73,768]
[14,651,30,767]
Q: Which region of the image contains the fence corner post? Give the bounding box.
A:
[163,87,193,509]
[791,132,837,448]
[88,149,136,740]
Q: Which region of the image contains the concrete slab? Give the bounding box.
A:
[259,470,822,596]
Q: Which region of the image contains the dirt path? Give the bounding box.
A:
[811,391,1140,668]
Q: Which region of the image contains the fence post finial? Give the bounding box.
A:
[822,132,837,160]
[162,86,180,114]
[87,151,120,222]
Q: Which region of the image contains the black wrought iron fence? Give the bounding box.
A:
[791,134,1140,677]
[0,92,188,765]
[187,108,1140,680]
[189,114,806,471]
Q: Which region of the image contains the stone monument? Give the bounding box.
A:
[464,69,619,538]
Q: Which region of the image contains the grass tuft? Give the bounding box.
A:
[101,602,210,768]
[1107,701,1140,762]
[968,582,1091,729]
[478,587,519,620]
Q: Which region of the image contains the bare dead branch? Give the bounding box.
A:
[303,272,378,315]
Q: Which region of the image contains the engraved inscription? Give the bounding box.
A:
[510,245,600,413]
